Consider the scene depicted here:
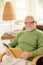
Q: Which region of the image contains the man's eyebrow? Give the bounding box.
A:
[25,21,36,23]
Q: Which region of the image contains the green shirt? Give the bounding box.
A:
[8,29,43,61]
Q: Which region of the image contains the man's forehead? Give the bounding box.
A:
[25,16,35,22]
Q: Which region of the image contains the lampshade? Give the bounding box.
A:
[3,2,16,21]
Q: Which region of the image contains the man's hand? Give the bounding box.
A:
[5,49,11,56]
[21,52,32,59]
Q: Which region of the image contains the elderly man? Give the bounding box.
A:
[1,16,43,65]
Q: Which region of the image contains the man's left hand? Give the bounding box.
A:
[21,52,32,59]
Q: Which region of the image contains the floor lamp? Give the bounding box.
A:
[3,1,16,33]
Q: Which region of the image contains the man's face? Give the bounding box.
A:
[25,16,36,31]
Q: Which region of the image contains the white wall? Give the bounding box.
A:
[0,21,24,52]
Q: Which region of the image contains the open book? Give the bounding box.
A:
[3,43,22,58]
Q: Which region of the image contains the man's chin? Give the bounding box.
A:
[26,28,34,31]
[26,28,32,31]
[27,30,32,31]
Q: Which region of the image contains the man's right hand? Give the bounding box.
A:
[5,49,11,56]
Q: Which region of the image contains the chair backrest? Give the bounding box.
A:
[36,25,43,31]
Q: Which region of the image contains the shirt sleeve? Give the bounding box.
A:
[8,31,23,48]
[32,31,43,57]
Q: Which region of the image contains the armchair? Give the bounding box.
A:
[0,25,43,65]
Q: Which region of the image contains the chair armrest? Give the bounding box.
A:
[32,55,43,65]
[0,52,6,62]
[0,48,22,62]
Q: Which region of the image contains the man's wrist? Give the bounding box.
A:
[28,52,32,58]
